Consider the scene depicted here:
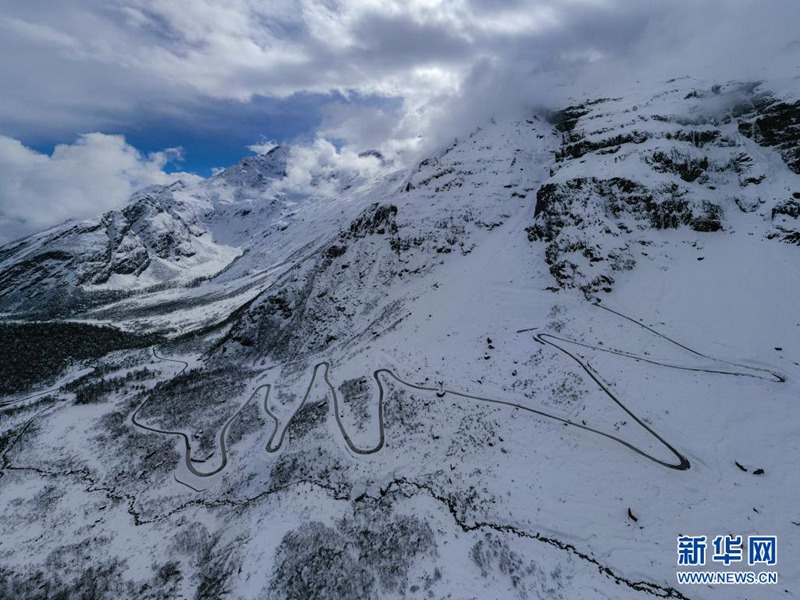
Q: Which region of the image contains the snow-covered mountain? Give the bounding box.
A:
[0,145,380,318]
[1,78,799,599]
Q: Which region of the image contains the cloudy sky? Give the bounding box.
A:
[1,0,798,243]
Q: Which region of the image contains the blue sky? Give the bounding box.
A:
[25,93,329,177]
[20,90,402,177]
[0,0,797,243]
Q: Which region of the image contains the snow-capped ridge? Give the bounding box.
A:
[213,145,290,190]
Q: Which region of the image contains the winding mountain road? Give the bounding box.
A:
[0,389,57,409]
[131,349,263,484]
[258,361,691,469]
[139,305,788,488]
[594,303,786,383]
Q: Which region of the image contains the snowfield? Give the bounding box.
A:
[1,78,799,599]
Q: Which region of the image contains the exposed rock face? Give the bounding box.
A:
[0,182,231,315]
[212,145,290,196]
[528,82,800,295]
[739,99,800,173]
[770,198,800,245]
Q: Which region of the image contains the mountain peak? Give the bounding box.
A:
[214,145,290,189]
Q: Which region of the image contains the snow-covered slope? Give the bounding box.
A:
[0,144,386,321]
[533,80,800,296]
[1,79,799,600]
[0,180,239,315]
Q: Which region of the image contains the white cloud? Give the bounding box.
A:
[4,1,799,149]
[3,1,799,131]
[275,138,386,198]
[0,133,200,245]
[1,0,800,241]
[0,15,80,51]
[247,140,279,155]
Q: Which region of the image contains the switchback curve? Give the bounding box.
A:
[143,307,786,483]
[132,349,262,482]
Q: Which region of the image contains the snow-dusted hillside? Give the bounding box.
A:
[0,145,386,322]
[0,180,239,315]
[532,80,800,297]
[1,79,799,599]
